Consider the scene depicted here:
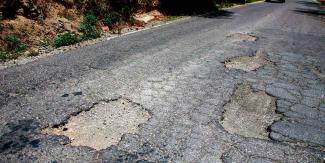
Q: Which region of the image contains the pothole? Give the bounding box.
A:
[42,98,150,150]
[225,49,270,72]
[221,85,281,139]
[228,33,257,42]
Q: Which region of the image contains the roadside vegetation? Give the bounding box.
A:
[0,0,261,62]
[219,0,261,8]
[318,0,325,5]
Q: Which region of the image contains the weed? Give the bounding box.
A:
[28,50,39,57]
[0,50,8,62]
[6,35,27,53]
[220,2,236,8]
[103,13,118,27]
[0,24,4,32]
[80,31,101,40]
[128,17,136,23]
[54,32,79,47]
[121,6,132,19]
[166,16,179,21]
[79,14,101,40]
[245,0,260,3]
[79,14,97,32]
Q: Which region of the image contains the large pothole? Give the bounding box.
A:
[228,33,257,42]
[221,85,281,139]
[225,49,270,72]
[43,98,150,150]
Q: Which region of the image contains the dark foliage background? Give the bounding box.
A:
[159,0,218,15]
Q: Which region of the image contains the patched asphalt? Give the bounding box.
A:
[1,0,325,162]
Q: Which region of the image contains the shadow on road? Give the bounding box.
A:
[293,8,325,16]
[296,0,319,7]
[265,1,285,4]
[198,10,234,19]
[293,0,325,18]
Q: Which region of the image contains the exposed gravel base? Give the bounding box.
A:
[43,98,150,150]
[221,84,281,139]
[225,49,270,71]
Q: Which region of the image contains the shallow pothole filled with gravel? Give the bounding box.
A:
[43,98,150,150]
[221,85,281,139]
[225,49,270,72]
[228,33,257,42]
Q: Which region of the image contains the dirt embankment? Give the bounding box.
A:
[0,0,163,61]
[0,0,219,62]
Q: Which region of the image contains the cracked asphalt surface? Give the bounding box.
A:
[1,0,325,162]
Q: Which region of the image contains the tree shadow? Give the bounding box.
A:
[0,120,41,154]
[160,0,218,16]
[198,10,234,19]
[293,0,325,17]
[296,0,319,7]
[265,1,285,3]
[293,8,325,16]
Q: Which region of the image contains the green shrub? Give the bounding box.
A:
[245,0,259,3]
[5,35,27,53]
[128,17,136,23]
[80,30,101,40]
[103,13,118,27]
[54,32,79,47]
[160,0,217,14]
[220,2,235,8]
[79,14,101,40]
[121,6,131,19]
[0,24,4,32]
[79,14,97,33]
[0,50,8,62]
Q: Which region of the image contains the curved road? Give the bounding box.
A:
[1,0,324,162]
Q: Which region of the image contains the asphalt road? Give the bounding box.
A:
[1,0,325,162]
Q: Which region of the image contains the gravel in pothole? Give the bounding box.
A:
[221,85,281,139]
[225,49,270,72]
[43,98,150,150]
[228,33,257,42]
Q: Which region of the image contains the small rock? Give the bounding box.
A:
[134,14,155,23]
[24,51,31,56]
[64,23,73,32]
[101,26,110,33]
